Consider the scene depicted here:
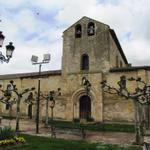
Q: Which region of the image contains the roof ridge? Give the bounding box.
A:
[0,70,61,80]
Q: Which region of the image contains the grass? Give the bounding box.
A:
[48,120,135,133]
[0,134,142,150]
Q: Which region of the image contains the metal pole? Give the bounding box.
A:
[36,64,41,134]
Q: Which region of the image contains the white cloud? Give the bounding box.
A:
[0,0,24,8]
[55,0,98,23]
[0,0,150,75]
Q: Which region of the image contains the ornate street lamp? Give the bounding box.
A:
[31,54,50,134]
[0,31,5,47]
[0,31,15,63]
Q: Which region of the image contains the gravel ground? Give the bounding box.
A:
[0,118,136,145]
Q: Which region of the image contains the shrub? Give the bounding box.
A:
[73,118,80,123]
[48,120,135,133]
[14,136,26,143]
[87,117,94,122]
[0,126,15,140]
[0,136,26,146]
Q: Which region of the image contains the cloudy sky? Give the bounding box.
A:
[0,0,150,75]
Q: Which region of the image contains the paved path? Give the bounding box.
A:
[0,119,136,145]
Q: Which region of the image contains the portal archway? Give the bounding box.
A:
[71,88,96,120]
[79,95,91,119]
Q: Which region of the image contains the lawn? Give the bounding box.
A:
[0,134,142,150]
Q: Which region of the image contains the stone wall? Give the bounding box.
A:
[0,68,150,123]
[103,69,150,122]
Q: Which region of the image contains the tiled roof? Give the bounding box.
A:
[109,29,128,64]
[0,70,61,80]
[110,66,150,72]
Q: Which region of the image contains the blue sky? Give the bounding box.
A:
[0,0,150,74]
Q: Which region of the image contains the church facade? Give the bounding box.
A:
[0,16,150,123]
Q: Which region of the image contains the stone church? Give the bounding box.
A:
[0,16,150,123]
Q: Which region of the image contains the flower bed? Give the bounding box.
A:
[0,125,26,147]
[0,136,26,146]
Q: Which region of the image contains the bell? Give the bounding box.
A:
[89,28,94,34]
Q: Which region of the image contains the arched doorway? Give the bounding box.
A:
[79,95,91,120]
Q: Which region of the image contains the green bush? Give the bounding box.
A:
[87,117,95,122]
[48,119,135,133]
[73,118,80,123]
[0,126,15,140]
[84,123,135,132]
[2,115,16,120]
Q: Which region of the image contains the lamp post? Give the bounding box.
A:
[0,31,15,63]
[31,54,50,134]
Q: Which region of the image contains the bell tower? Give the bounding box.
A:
[62,16,128,75]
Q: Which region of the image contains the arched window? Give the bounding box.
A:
[4,84,12,97]
[87,22,95,36]
[6,103,10,110]
[75,24,82,38]
[81,54,89,70]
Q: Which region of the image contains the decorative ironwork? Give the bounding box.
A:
[0,31,15,63]
[81,77,91,94]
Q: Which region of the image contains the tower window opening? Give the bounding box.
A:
[87,22,95,36]
[75,24,82,38]
[81,54,89,70]
[6,103,10,110]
